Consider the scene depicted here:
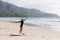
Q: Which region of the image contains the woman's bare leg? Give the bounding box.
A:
[19,26,23,34]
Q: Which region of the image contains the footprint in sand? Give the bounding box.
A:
[40,36,50,40]
[41,36,45,38]
[49,36,52,38]
[40,35,47,38]
[46,39,50,40]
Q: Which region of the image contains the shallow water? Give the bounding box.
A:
[0,17,60,32]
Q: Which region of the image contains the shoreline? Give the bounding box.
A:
[25,22,60,32]
[1,20,60,32]
[0,21,60,40]
[0,20,60,32]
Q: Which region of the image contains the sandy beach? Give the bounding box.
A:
[0,21,60,40]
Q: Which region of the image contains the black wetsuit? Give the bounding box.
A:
[20,20,24,27]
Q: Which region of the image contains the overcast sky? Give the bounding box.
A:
[2,0,60,16]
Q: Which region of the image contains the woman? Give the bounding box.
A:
[19,18,26,34]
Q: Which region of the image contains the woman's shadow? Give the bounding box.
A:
[10,34,22,36]
[0,33,32,37]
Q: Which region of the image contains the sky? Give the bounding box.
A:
[2,0,60,16]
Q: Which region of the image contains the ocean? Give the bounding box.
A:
[0,17,60,32]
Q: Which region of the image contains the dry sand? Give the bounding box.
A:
[0,21,60,40]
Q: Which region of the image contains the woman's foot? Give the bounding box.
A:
[19,32,25,35]
[19,32,22,34]
[23,33,25,35]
